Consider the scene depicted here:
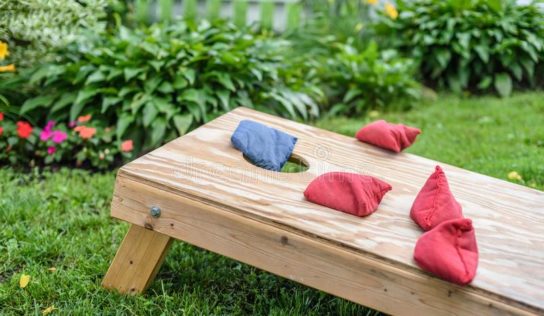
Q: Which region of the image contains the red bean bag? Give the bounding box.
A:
[355,120,421,153]
[414,218,479,285]
[411,166,463,231]
[304,172,392,217]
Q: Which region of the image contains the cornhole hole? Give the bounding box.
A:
[102,107,544,315]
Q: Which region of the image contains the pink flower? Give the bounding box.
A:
[45,121,55,130]
[68,121,77,128]
[40,121,67,144]
[51,131,67,144]
[40,121,55,141]
[47,146,56,155]
[40,130,52,141]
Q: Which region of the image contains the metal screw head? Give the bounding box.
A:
[150,206,161,218]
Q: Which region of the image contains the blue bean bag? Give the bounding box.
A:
[231,120,297,171]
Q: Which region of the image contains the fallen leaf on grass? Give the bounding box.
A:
[507,171,522,181]
[368,110,380,119]
[47,267,57,272]
[42,305,56,315]
[19,274,30,288]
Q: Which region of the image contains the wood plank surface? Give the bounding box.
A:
[111,177,535,315]
[116,107,544,313]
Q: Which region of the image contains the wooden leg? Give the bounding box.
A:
[102,224,172,294]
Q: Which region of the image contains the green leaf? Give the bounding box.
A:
[107,68,123,81]
[51,93,76,113]
[20,95,56,115]
[150,117,166,147]
[250,68,263,81]
[144,77,162,94]
[270,92,296,118]
[186,103,201,122]
[487,0,502,12]
[435,49,452,69]
[143,103,159,127]
[85,71,106,85]
[474,45,489,63]
[277,89,308,120]
[520,59,535,78]
[30,65,63,84]
[149,60,164,71]
[180,89,205,109]
[343,88,362,103]
[119,87,135,97]
[509,63,523,81]
[75,88,99,106]
[477,76,492,90]
[70,102,86,121]
[216,90,230,111]
[102,96,121,113]
[158,81,174,93]
[235,90,253,109]
[116,114,134,139]
[124,68,143,81]
[153,97,176,119]
[181,69,196,85]
[216,73,236,91]
[173,114,193,135]
[173,76,188,89]
[494,73,512,97]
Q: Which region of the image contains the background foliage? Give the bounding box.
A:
[377,0,544,96]
[1,0,543,170]
[0,0,109,67]
[12,21,321,153]
[318,40,419,115]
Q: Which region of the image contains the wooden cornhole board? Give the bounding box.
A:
[103,107,544,315]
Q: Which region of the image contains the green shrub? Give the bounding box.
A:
[0,0,109,68]
[377,0,544,96]
[319,40,420,115]
[12,21,320,152]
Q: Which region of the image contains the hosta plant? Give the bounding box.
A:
[13,21,320,152]
[319,40,420,115]
[377,0,544,96]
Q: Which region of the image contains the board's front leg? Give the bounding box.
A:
[102,224,172,294]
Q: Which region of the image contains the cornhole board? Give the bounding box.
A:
[102,107,544,315]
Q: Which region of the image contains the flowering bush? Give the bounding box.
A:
[0,112,134,170]
[13,21,321,154]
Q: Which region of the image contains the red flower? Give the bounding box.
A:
[120,140,133,152]
[0,126,3,136]
[16,121,33,139]
[0,112,4,121]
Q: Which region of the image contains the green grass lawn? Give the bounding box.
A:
[1,93,542,315]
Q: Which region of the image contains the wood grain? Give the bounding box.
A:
[102,224,172,294]
[112,176,537,315]
[113,107,544,313]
